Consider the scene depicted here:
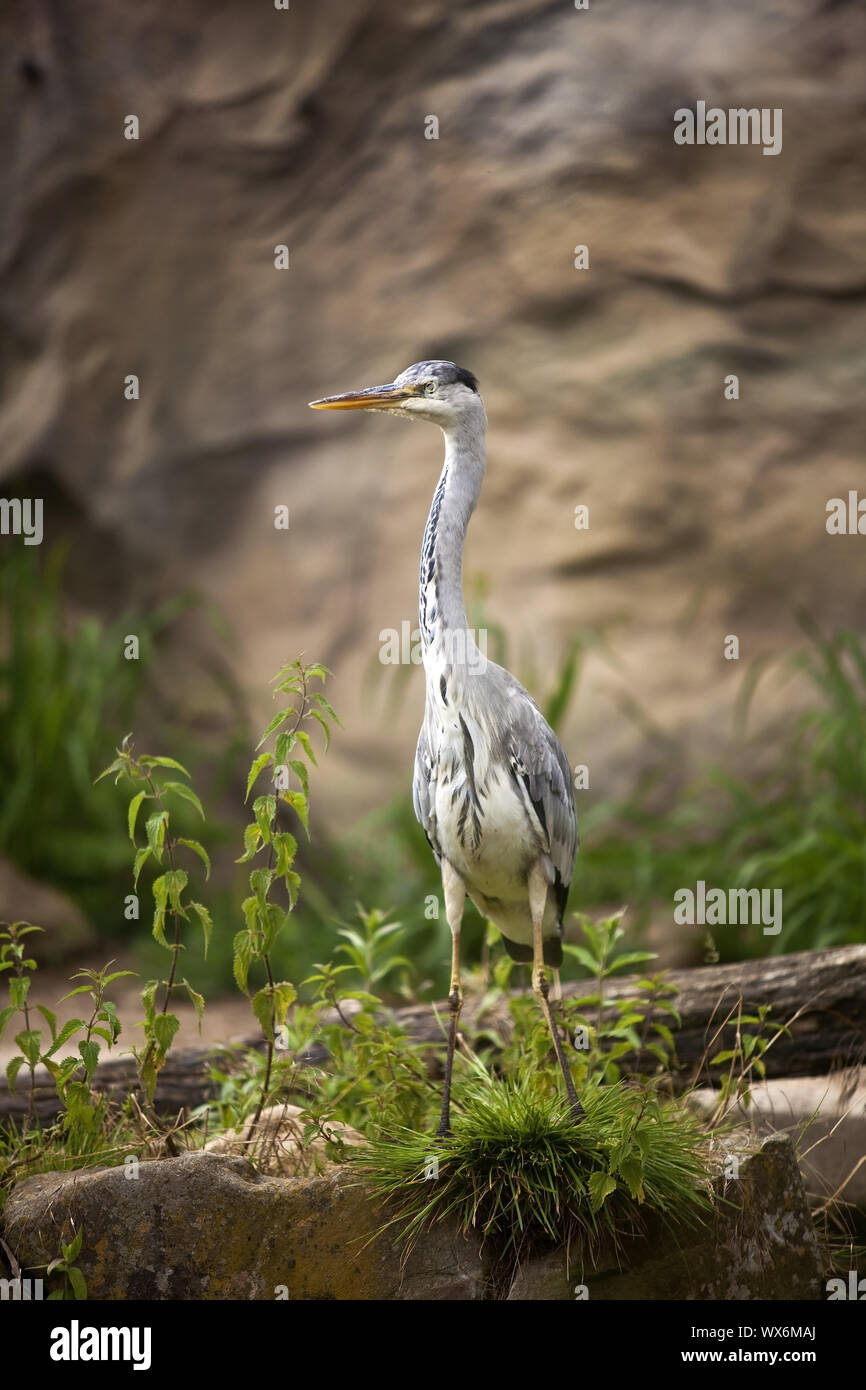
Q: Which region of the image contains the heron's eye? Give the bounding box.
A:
[424,380,437,396]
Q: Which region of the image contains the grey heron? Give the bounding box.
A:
[310,360,582,1134]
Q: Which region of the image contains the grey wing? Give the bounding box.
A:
[505,706,578,918]
[412,716,442,864]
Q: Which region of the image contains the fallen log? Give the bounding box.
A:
[1,944,863,1125]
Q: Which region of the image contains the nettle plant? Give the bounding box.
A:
[0,923,131,1138]
[100,658,338,1133]
[234,660,339,1136]
[203,904,436,1149]
[97,741,212,1106]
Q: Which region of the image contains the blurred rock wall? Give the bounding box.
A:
[1,0,865,827]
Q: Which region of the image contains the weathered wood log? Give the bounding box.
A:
[1,944,863,1125]
[395,942,866,1083]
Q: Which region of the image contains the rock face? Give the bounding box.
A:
[3,1152,487,1301]
[689,1070,866,1213]
[507,1134,822,1300]
[3,1134,821,1300]
[1,2,865,827]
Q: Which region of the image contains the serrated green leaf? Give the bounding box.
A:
[177,838,211,878]
[253,795,276,842]
[311,691,340,724]
[273,831,298,878]
[78,1039,100,1080]
[46,1019,87,1057]
[288,759,309,795]
[14,1029,41,1067]
[653,1022,676,1049]
[164,868,189,913]
[250,866,274,905]
[245,752,273,802]
[561,945,599,975]
[145,811,168,861]
[128,789,148,843]
[588,1171,617,1212]
[162,781,205,820]
[251,986,274,1034]
[308,707,331,748]
[283,790,309,835]
[139,755,190,776]
[6,1055,24,1092]
[180,978,205,1030]
[236,822,262,864]
[140,979,159,1027]
[257,709,290,748]
[133,846,151,887]
[295,730,318,766]
[35,1004,57,1040]
[619,1155,645,1201]
[605,951,657,975]
[151,875,169,947]
[274,731,297,766]
[233,930,253,995]
[152,1012,179,1056]
[271,981,297,1027]
[188,901,213,958]
[9,976,30,1009]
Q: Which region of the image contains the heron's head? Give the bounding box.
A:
[309,360,483,429]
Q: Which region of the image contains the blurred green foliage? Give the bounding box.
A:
[0,545,245,936]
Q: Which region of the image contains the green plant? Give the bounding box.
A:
[227,659,339,1143]
[0,921,44,1126]
[97,741,212,1105]
[200,901,437,1143]
[44,1226,87,1301]
[474,913,680,1101]
[332,907,413,997]
[355,1072,711,1284]
[703,997,789,1125]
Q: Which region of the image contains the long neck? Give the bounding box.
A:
[418,412,486,663]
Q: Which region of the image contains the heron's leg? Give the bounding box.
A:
[437,858,465,1138]
[552,969,562,1003]
[529,862,583,1122]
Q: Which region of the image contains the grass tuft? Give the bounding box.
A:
[351,1073,712,1278]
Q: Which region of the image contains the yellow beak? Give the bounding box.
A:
[308,383,412,410]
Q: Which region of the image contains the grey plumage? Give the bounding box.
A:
[310,357,583,1129]
[413,660,577,966]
